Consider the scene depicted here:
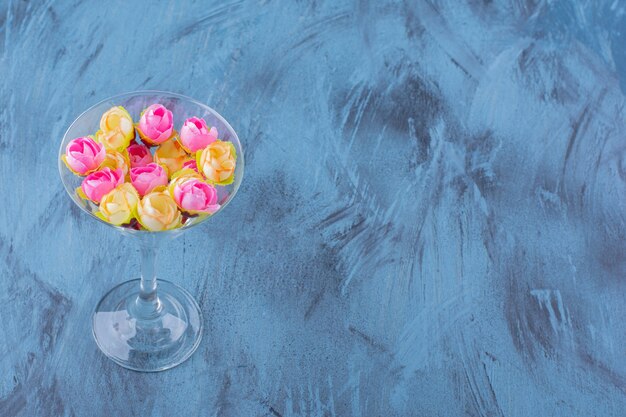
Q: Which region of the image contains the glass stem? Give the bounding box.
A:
[135,236,162,319]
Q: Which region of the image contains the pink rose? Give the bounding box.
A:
[179,117,218,152]
[182,158,198,172]
[170,178,220,214]
[127,142,153,168]
[62,136,105,175]
[137,104,174,146]
[81,167,124,203]
[130,162,168,196]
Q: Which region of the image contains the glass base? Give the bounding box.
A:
[92,279,203,372]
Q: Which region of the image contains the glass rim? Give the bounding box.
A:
[57,90,245,236]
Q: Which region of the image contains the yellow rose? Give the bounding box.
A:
[136,191,182,231]
[95,183,139,226]
[154,137,188,177]
[196,140,236,185]
[99,149,130,178]
[96,106,135,151]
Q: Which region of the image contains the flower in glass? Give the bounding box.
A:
[96,106,135,151]
[127,142,153,168]
[136,191,182,231]
[99,149,130,178]
[96,183,140,226]
[196,140,236,185]
[154,138,188,177]
[130,162,168,197]
[169,176,220,214]
[80,167,124,203]
[136,104,174,146]
[179,117,218,152]
[61,136,105,175]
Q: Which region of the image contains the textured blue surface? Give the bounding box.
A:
[1,1,626,416]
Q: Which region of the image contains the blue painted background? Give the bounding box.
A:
[1,1,626,416]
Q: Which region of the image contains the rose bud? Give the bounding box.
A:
[182,158,198,172]
[196,140,236,185]
[96,183,140,226]
[136,104,174,146]
[154,138,188,177]
[179,117,218,152]
[136,191,182,231]
[169,176,220,214]
[130,162,168,196]
[96,106,135,151]
[62,136,105,175]
[99,149,130,178]
[127,142,153,168]
[80,167,124,203]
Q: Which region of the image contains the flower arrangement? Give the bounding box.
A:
[61,104,237,231]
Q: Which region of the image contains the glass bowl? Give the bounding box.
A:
[58,91,244,372]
